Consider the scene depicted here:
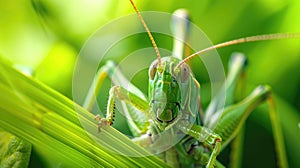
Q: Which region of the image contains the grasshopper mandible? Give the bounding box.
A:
[83,0,300,167]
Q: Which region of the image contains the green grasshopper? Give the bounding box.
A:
[83,0,300,167]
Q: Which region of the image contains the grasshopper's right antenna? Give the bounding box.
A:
[129,0,162,67]
[175,33,300,69]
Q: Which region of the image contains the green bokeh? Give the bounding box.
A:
[0,0,299,167]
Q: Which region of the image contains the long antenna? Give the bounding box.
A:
[129,0,162,67]
[176,33,300,68]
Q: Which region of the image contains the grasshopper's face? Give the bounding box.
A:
[148,57,191,130]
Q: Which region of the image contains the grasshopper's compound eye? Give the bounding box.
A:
[180,64,190,83]
[149,60,158,80]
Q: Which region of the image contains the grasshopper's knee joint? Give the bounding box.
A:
[205,136,222,168]
[109,85,119,94]
[109,86,121,96]
[215,137,222,143]
[214,136,222,151]
[109,86,128,100]
[212,137,222,158]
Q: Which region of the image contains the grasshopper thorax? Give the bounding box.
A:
[148,57,192,130]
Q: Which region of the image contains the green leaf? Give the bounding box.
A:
[0,56,169,167]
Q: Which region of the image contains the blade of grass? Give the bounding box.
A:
[0,57,169,167]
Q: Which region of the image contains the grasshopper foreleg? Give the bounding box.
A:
[84,61,150,133]
[177,122,222,168]
[95,85,150,132]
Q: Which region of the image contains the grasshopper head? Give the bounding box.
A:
[148,57,191,130]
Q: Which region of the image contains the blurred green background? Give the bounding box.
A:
[1,0,300,167]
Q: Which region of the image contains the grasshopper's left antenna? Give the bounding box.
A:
[129,0,162,67]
